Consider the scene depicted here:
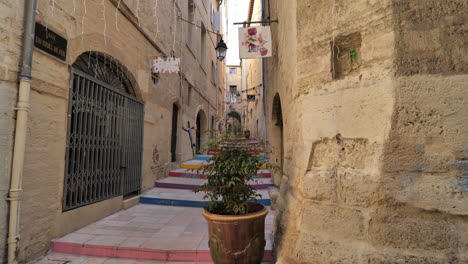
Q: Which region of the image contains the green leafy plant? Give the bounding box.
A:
[347,48,358,63]
[195,139,265,215]
[199,129,223,153]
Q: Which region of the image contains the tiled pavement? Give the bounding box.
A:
[55,204,274,251]
[47,204,274,262]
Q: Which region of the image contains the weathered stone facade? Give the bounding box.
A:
[225,65,243,131]
[0,0,225,262]
[264,0,468,263]
[243,0,266,141]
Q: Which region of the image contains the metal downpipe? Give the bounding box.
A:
[8,0,38,263]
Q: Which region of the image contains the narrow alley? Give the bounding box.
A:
[1,0,467,264]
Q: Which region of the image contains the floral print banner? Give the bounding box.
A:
[239,26,272,59]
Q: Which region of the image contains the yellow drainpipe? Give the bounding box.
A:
[8,0,38,263]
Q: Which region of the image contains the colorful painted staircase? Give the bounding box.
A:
[50,138,274,262]
[141,138,272,208]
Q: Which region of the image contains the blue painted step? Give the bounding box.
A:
[140,197,271,207]
[140,187,271,208]
[195,155,268,161]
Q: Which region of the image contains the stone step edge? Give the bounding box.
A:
[168,171,271,179]
[155,181,274,190]
[51,241,272,262]
[195,155,268,161]
[180,164,268,170]
[139,197,271,207]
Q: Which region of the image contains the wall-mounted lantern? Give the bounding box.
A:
[216,38,228,61]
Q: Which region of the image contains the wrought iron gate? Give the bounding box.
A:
[63,52,144,211]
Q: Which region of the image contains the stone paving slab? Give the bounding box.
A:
[50,204,274,262]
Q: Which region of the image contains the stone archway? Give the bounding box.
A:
[225,110,242,134]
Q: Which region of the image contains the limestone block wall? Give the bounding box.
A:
[243,57,264,139]
[0,1,27,261]
[225,65,243,129]
[120,0,223,160]
[243,0,265,141]
[0,0,224,262]
[265,0,468,263]
[227,65,242,88]
[377,1,468,261]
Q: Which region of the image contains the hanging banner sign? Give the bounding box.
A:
[152,57,180,74]
[239,26,272,59]
[247,95,256,101]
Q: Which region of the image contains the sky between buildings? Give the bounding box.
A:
[226,0,250,66]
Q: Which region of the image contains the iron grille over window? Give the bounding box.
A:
[63,52,144,211]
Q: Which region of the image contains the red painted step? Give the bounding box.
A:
[51,241,272,262]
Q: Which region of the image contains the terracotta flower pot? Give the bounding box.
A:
[203,203,268,264]
[244,130,251,139]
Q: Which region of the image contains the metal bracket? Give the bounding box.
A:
[233,20,278,26]
[7,189,22,201]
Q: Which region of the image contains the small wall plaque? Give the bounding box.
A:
[34,22,67,61]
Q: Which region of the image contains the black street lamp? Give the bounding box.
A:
[216,38,228,61]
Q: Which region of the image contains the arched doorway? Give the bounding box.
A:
[225,111,242,134]
[272,93,284,184]
[63,51,144,211]
[196,110,207,154]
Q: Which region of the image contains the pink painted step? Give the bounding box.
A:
[51,242,272,262]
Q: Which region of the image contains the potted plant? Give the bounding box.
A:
[195,138,267,264]
[244,130,251,139]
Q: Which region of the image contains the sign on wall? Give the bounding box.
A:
[247,94,256,101]
[34,22,67,61]
[239,26,272,59]
[152,57,180,74]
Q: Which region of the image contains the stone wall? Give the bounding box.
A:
[265,0,468,263]
[243,55,263,139]
[0,0,225,262]
[225,65,243,130]
[0,1,26,262]
[242,0,265,141]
